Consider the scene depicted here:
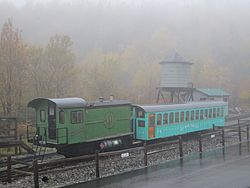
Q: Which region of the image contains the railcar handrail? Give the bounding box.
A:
[56,127,68,144]
[36,127,68,145]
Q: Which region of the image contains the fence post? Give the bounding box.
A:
[14,118,18,155]
[247,125,250,153]
[33,159,39,188]
[19,135,22,155]
[238,119,241,143]
[26,123,29,141]
[222,128,225,148]
[7,156,11,183]
[179,136,183,158]
[247,125,249,141]
[144,142,148,167]
[199,133,202,158]
[95,150,100,178]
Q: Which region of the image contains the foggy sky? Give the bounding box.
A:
[0,0,249,66]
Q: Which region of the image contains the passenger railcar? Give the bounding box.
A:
[133,102,228,141]
[27,98,228,156]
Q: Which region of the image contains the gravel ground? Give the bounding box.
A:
[0,128,247,188]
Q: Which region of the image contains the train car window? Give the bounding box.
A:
[148,114,155,127]
[138,120,145,127]
[181,112,184,122]
[186,111,189,121]
[169,112,174,124]
[71,111,83,124]
[77,111,83,122]
[49,105,55,115]
[40,110,45,122]
[217,108,220,117]
[137,111,145,118]
[175,112,179,123]
[59,110,65,124]
[163,113,168,125]
[200,110,204,120]
[71,112,77,124]
[191,111,194,121]
[204,109,208,119]
[157,114,162,126]
[195,110,199,120]
[221,108,224,117]
[209,109,212,118]
[213,108,216,118]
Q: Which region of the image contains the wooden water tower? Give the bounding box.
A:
[156,52,194,103]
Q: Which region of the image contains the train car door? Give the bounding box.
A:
[48,102,56,139]
[135,109,146,140]
[148,114,155,139]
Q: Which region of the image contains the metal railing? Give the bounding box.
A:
[27,124,69,144]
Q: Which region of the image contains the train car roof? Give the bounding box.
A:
[134,101,227,113]
[28,98,87,108]
[86,100,131,108]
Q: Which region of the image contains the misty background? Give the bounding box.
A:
[0,0,250,115]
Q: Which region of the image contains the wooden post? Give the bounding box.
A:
[222,128,225,148]
[247,125,250,153]
[26,123,29,141]
[247,125,249,141]
[199,133,202,158]
[238,119,241,143]
[95,150,100,178]
[19,135,22,155]
[144,142,148,167]
[33,160,39,188]
[221,128,225,156]
[179,136,183,158]
[239,143,242,155]
[7,156,11,183]
[14,118,18,155]
[156,89,161,103]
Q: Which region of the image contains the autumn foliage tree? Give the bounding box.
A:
[28,35,76,98]
[45,35,75,97]
[0,19,27,115]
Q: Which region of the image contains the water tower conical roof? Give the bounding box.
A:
[160,52,192,64]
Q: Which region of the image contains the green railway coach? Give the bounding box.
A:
[133,101,228,141]
[28,98,133,156]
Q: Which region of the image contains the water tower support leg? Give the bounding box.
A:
[156,90,161,103]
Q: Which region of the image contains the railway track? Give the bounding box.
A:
[0,152,63,182]
[0,151,62,167]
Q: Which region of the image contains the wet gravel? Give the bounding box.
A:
[0,129,247,188]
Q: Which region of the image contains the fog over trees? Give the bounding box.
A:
[0,0,249,114]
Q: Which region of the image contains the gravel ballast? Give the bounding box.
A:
[0,128,247,188]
